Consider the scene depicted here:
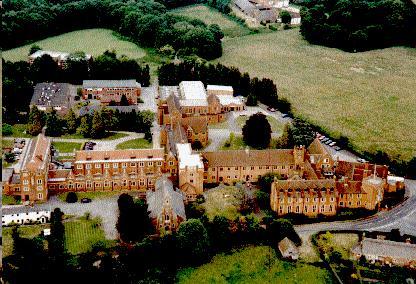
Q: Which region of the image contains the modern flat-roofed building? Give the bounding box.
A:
[82,80,141,105]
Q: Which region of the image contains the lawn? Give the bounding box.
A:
[235,115,284,133]
[216,28,416,160]
[52,142,82,153]
[2,139,14,148]
[2,224,50,257]
[202,186,245,220]
[3,29,147,62]
[221,135,247,150]
[64,217,106,255]
[171,5,252,38]
[177,246,334,284]
[2,194,21,206]
[116,138,152,149]
[208,120,230,129]
[3,124,32,138]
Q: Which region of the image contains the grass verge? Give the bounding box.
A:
[115,138,152,149]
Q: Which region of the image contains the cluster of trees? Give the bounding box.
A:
[242,112,272,149]
[158,59,291,112]
[159,0,231,13]
[3,0,223,60]
[28,106,154,140]
[2,50,150,124]
[300,0,416,51]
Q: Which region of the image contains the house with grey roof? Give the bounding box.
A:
[146,176,186,233]
[351,238,416,267]
[82,80,141,105]
[31,82,77,115]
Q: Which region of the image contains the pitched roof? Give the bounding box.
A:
[74,149,165,163]
[273,179,336,191]
[202,149,294,167]
[352,238,416,262]
[278,237,299,254]
[146,176,186,220]
[177,143,203,168]
[48,169,71,182]
[31,83,76,108]
[2,168,14,182]
[178,81,208,107]
[181,116,208,134]
[216,95,245,106]
[207,85,233,93]
[336,180,363,194]
[83,80,140,88]
[22,134,51,172]
[78,105,139,116]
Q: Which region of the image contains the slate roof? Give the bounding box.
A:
[3,205,51,216]
[22,134,51,172]
[74,148,165,163]
[273,179,336,192]
[31,83,76,108]
[146,176,186,220]
[78,105,139,116]
[352,238,416,262]
[2,168,14,182]
[83,80,140,88]
[202,149,295,167]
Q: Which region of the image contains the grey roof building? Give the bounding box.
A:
[83,80,141,89]
[77,105,140,116]
[31,82,77,114]
[147,176,186,232]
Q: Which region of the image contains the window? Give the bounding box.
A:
[235,167,238,170]
[304,206,308,212]
[190,179,194,183]
[95,163,101,169]
[38,193,43,199]
[131,181,136,186]
[169,161,174,166]
[296,206,300,213]
[86,181,92,188]
[148,162,153,166]
[86,164,91,169]
[77,164,83,169]
[59,184,64,189]
[23,186,29,192]
[251,166,254,170]
[77,183,82,188]
[340,201,344,206]
[104,181,110,187]
[123,180,128,186]
[104,163,110,168]
[113,163,118,168]
[321,205,325,211]
[157,162,162,166]
[139,162,144,167]
[288,206,292,213]
[220,167,223,171]
[23,180,29,185]
[122,163,127,168]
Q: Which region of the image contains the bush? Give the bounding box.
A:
[66,192,78,203]
[2,123,13,136]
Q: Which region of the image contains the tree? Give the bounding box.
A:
[30,54,60,82]
[242,112,271,149]
[29,45,42,55]
[5,152,16,163]
[390,228,401,242]
[209,216,230,251]
[246,94,258,106]
[45,109,63,137]
[255,190,270,210]
[91,111,106,139]
[64,108,78,134]
[406,157,416,179]
[268,218,301,246]
[49,208,66,270]
[2,123,13,136]
[258,173,282,193]
[191,140,203,150]
[120,94,129,106]
[280,10,292,25]
[177,219,210,264]
[116,194,151,243]
[27,106,45,136]
[79,115,92,138]
[287,118,315,147]
[65,52,89,84]
[65,192,78,203]
[275,123,290,148]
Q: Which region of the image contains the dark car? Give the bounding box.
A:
[81,198,92,203]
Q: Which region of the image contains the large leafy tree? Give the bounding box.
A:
[30,54,60,83]
[64,108,78,134]
[49,208,66,270]
[177,219,210,264]
[242,112,271,149]
[287,118,315,147]
[91,111,106,139]
[45,109,63,137]
[27,106,45,136]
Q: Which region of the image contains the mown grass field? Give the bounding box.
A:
[3,29,147,62]
[203,186,245,220]
[217,28,416,160]
[116,138,152,149]
[64,217,106,255]
[177,246,334,284]
[52,142,82,153]
[171,5,252,38]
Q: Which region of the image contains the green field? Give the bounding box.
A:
[221,135,247,150]
[217,28,416,160]
[3,29,147,62]
[64,217,106,255]
[3,124,32,138]
[203,186,245,220]
[177,246,334,284]
[116,138,152,150]
[171,5,252,38]
[52,142,82,153]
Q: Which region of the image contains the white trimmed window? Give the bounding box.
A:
[86,164,91,169]
[113,163,118,168]
[95,163,101,169]
[38,193,43,199]
[77,164,83,170]
[104,163,110,168]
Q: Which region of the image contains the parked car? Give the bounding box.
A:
[325,140,333,145]
[329,142,336,147]
[81,198,92,203]
[319,136,326,141]
[357,158,367,163]
[321,138,329,142]
[282,113,289,118]
[334,146,341,151]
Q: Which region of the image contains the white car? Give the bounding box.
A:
[329,142,336,147]
[357,158,367,163]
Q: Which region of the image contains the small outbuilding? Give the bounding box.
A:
[278,237,299,260]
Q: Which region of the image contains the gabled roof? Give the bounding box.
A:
[181,116,208,134]
[74,148,165,163]
[278,237,298,254]
[352,238,416,262]
[22,134,51,172]
[202,149,294,167]
[31,82,76,108]
[83,80,140,88]
[146,176,186,220]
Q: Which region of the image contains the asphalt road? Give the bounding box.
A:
[295,179,416,237]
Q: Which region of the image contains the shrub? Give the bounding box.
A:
[66,192,78,203]
[2,123,13,136]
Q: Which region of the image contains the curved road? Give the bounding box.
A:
[296,179,416,236]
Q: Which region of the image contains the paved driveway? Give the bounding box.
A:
[47,196,120,239]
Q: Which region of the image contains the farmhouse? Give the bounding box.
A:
[351,238,416,267]
[147,176,186,233]
[2,206,51,226]
[31,82,77,115]
[28,50,92,68]
[82,80,141,105]
[234,0,278,23]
